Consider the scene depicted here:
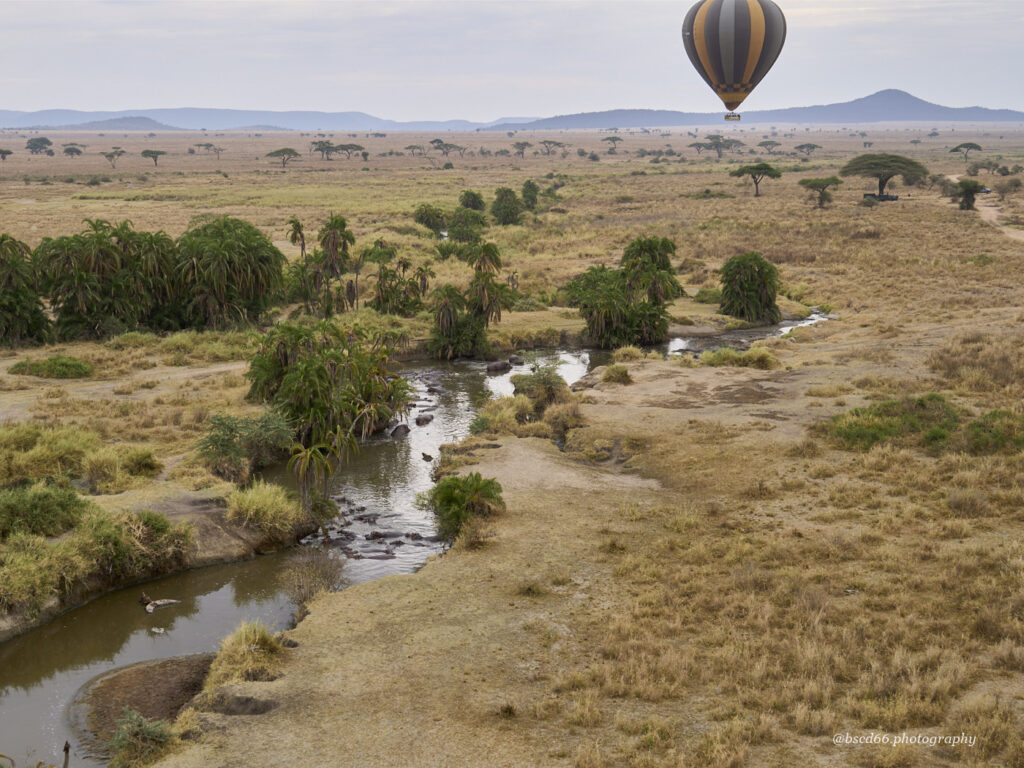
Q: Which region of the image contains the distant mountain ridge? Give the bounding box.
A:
[2,91,1022,132]
[492,90,1024,130]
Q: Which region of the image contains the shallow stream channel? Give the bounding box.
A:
[0,313,824,766]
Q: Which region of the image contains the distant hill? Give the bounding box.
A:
[2,91,1022,132]
[0,108,540,132]
[492,90,1024,130]
[33,116,182,131]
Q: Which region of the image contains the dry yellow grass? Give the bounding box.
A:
[4,127,1024,766]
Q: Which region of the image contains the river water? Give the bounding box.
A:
[0,314,823,766]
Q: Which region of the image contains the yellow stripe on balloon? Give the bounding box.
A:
[693,0,720,90]
[742,0,765,85]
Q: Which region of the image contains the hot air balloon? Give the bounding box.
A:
[681,0,787,121]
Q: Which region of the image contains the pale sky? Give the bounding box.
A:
[2,0,1022,121]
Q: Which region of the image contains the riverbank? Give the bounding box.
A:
[152,286,1024,766]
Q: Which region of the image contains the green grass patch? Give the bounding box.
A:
[108,708,175,768]
[420,472,505,542]
[0,484,88,541]
[959,410,1024,455]
[9,355,94,378]
[693,287,722,304]
[699,346,779,370]
[822,394,961,452]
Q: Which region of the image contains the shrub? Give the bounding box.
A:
[521,179,539,211]
[960,411,1024,455]
[226,481,304,542]
[491,187,523,226]
[422,472,505,542]
[446,206,486,244]
[699,346,780,370]
[83,447,121,492]
[0,424,103,485]
[0,484,87,541]
[612,346,644,362]
[459,189,486,211]
[823,394,961,452]
[9,355,94,378]
[204,620,284,690]
[196,411,294,483]
[475,395,535,434]
[108,708,174,768]
[718,252,781,324]
[413,203,446,236]
[511,295,547,312]
[602,364,633,384]
[510,366,569,411]
[543,400,584,439]
[693,287,722,304]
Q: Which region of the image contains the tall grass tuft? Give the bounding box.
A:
[225,480,303,542]
[203,620,284,690]
[421,472,506,542]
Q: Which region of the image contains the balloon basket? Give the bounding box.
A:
[724,113,741,121]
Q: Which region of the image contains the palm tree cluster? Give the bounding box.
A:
[565,236,684,348]
[4,216,284,343]
[427,242,515,360]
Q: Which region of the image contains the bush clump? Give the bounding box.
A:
[226,480,303,542]
[204,620,284,690]
[822,394,961,452]
[602,364,633,384]
[422,472,506,542]
[718,252,781,324]
[9,355,94,378]
[0,484,87,541]
[699,346,780,370]
[196,410,293,484]
[693,287,722,304]
[108,708,175,768]
[510,366,569,412]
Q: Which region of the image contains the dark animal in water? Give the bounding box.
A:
[140,591,182,614]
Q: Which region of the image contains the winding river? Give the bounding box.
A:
[0,313,824,767]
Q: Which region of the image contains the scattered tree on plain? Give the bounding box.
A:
[794,143,821,157]
[953,178,985,210]
[141,149,166,166]
[757,140,781,154]
[799,177,843,208]
[26,137,52,155]
[729,162,781,197]
[951,142,982,161]
[602,136,623,154]
[101,149,126,168]
[266,148,301,167]
[491,187,523,226]
[839,153,929,197]
[63,146,82,158]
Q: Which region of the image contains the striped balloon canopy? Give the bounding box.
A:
[681,0,787,113]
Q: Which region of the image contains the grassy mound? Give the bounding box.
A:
[9,355,94,378]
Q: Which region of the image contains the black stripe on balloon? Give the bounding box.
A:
[751,0,786,88]
[732,0,751,89]
[704,0,726,88]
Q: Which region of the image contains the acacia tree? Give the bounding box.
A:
[539,140,565,156]
[102,149,126,168]
[798,177,843,208]
[141,149,166,166]
[63,146,82,158]
[704,134,745,159]
[267,148,300,167]
[602,136,622,154]
[0,149,11,164]
[794,143,821,157]
[729,162,781,197]
[26,137,52,155]
[951,142,982,161]
[757,140,781,154]
[512,141,532,158]
[839,153,929,197]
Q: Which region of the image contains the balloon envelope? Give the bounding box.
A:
[681,0,786,112]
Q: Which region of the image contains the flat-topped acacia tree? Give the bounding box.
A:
[840,153,929,197]
[141,149,166,166]
[730,163,782,197]
[266,148,300,167]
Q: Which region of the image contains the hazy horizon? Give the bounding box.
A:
[3,0,1022,121]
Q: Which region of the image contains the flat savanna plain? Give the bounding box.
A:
[3,125,1024,767]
